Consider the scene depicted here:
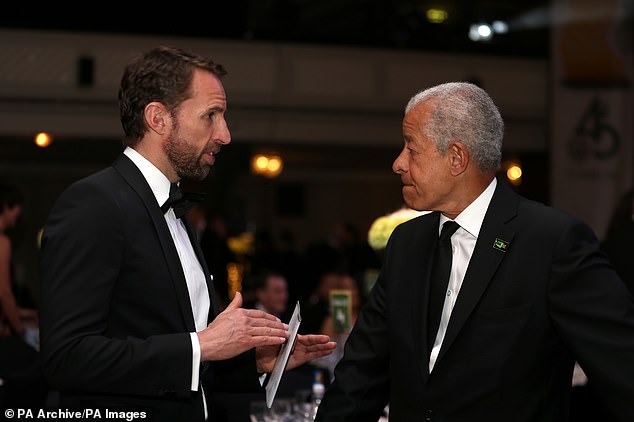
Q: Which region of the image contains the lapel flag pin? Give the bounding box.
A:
[493,238,509,252]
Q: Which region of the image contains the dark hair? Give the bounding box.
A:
[250,269,285,292]
[0,184,23,209]
[118,46,227,147]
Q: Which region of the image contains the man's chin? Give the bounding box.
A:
[179,167,210,181]
[196,168,211,181]
[401,194,415,210]
[402,197,426,212]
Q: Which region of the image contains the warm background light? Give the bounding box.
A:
[251,154,283,178]
[34,132,53,148]
[506,162,523,185]
[267,157,282,173]
[254,155,269,171]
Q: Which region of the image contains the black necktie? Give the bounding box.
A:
[428,220,460,352]
[161,183,205,219]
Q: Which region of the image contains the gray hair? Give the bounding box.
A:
[405,82,503,172]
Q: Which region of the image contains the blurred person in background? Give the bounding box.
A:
[329,221,381,299]
[300,272,342,337]
[187,206,236,309]
[0,184,47,411]
[243,269,289,320]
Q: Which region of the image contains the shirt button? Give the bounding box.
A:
[446,290,452,296]
[425,409,433,421]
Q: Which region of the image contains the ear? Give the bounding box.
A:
[447,142,469,176]
[144,102,170,135]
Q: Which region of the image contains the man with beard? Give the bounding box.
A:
[39,46,335,422]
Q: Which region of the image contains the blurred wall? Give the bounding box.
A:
[550,0,633,238]
[0,29,547,147]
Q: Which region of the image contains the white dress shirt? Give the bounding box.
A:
[429,178,497,372]
[123,148,210,402]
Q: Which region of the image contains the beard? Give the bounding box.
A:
[163,131,212,181]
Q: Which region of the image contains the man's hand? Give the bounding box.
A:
[197,292,289,361]
[256,334,336,373]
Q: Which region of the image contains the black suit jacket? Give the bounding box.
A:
[316,180,634,422]
[40,154,261,421]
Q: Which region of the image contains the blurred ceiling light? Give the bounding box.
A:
[251,153,283,178]
[469,20,510,42]
[426,8,448,24]
[35,132,53,147]
[505,161,523,185]
[471,23,493,42]
[492,20,509,34]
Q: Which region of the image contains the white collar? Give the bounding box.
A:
[123,146,173,208]
[439,178,497,239]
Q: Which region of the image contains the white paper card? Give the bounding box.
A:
[265,301,301,408]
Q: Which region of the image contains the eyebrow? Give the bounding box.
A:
[205,104,226,114]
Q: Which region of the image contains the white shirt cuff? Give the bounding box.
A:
[190,332,201,391]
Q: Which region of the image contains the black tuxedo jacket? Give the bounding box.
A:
[40,154,261,421]
[316,180,634,422]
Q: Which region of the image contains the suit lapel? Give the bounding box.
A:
[112,154,197,332]
[410,212,441,383]
[436,181,518,363]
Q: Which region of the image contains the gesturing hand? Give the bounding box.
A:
[256,334,336,373]
[197,292,290,361]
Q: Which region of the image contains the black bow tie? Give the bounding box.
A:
[161,183,205,219]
